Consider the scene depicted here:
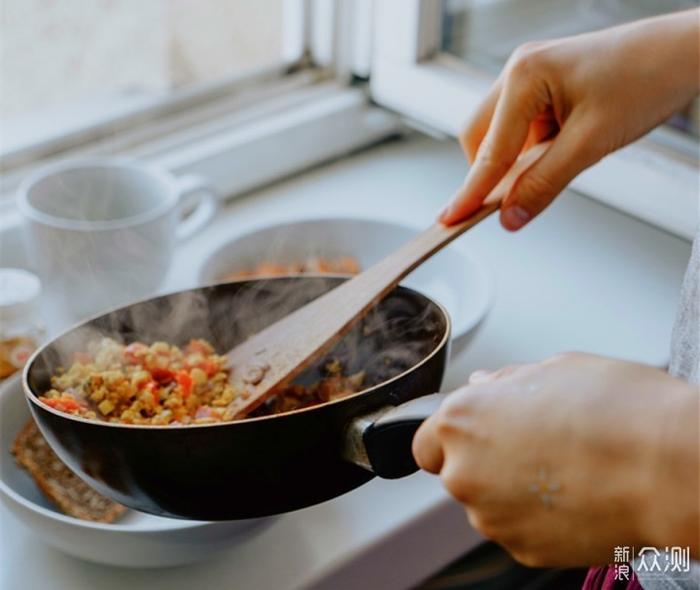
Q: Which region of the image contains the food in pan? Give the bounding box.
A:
[12,418,126,522]
[38,338,365,425]
[223,256,360,280]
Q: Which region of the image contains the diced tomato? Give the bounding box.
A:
[43,396,82,412]
[150,368,175,384]
[72,352,92,364]
[62,398,81,411]
[176,371,193,398]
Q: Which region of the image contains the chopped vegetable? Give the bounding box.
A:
[176,371,193,398]
[40,338,365,425]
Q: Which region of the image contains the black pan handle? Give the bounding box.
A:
[344,393,447,479]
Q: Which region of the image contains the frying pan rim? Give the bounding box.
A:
[23,274,451,430]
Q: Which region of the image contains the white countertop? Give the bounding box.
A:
[0,135,692,590]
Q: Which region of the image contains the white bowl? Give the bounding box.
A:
[197,217,493,340]
[0,374,272,568]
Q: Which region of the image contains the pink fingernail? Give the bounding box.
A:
[501,205,530,231]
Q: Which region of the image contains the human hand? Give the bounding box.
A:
[412,353,699,567]
[440,9,700,230]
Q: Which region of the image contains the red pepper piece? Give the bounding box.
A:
[176,371,193,398]
[150,368,175,384]
[62,398,81,412]
[43,396,81,412]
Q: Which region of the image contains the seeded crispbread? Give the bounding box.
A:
[11,418,126,523]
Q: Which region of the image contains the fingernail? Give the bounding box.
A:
[501,205,531,231]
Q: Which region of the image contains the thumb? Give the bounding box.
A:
[500,120,601,231]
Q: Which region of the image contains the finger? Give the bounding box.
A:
[412,415,445,474]
[440,74,550,226]
[523,112,558,151]
[465,507,500,539]
[437,83,501,221]
[459,79,502,164]
[500,115,601,231]
[440,456,477,504]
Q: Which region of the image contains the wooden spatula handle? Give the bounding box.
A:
[226,142,551,418]
[354,201,500,296]
[224,204,498,418]
[293,139,553,333]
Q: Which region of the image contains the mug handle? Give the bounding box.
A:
[175,174,218,241]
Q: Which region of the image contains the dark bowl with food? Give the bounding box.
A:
[23,276,449,520]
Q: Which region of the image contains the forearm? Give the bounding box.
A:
[656,8,700,100]
[611,9,700,134]
[641,378,699,557]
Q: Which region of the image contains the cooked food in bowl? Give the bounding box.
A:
[222,256,360,280]
[39,337,365,425]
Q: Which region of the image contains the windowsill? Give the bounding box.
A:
[0,80,401,253]
[2,92,167,159]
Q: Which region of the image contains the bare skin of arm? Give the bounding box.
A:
[415,10,700,568]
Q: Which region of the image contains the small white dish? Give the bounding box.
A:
[197,217,494,340]
[0,374,272,568]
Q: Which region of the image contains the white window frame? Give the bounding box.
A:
[0,0,401,221]
[370,0,699,240]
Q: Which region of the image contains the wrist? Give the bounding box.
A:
[638,378,699,557]
[651,9,700,101]
[672,9,700,98]
[620,8,700,115]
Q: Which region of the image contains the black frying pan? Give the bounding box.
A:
[23,276,448,520]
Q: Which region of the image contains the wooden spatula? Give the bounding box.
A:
[225,143,549,418]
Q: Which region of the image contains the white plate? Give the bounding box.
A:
[0,374,272,568]
[197,217,494,340]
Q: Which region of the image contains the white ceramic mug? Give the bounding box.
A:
[18,158,217,321]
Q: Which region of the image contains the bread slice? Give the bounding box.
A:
[11,419,126,523]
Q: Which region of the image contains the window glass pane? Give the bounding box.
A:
[441,0,699,137]
[1,0,289,123]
